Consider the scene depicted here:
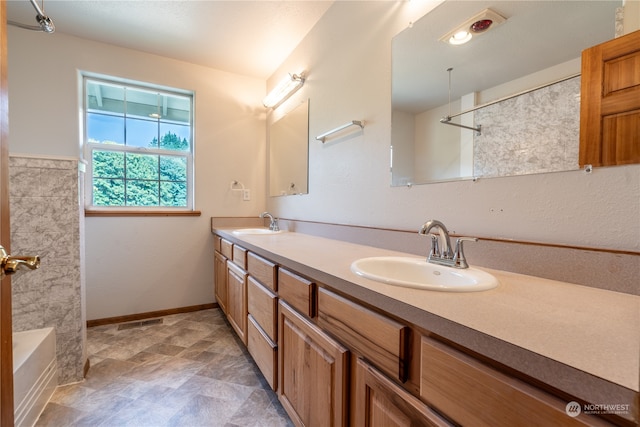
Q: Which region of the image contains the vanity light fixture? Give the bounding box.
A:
[439,8,506,46]
[263,72,306,109]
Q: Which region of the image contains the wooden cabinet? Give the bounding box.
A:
[214,251,228,314]
[279,300,349,427]
[580,29,640,167]
[232,244,247,270]
[354,358,450,427]
[420,337,609,427]
[213,232,618,427]
[247,276,278,391]
[279,268,315,318]
[247,314,277,390]
[227,261,248,345]
[318,288,409,383]
[247,276,277,341]
[220,237,233,259]
[248,252,278,291]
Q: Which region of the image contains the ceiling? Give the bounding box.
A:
[392,0,621,113]
[5,0,334,79]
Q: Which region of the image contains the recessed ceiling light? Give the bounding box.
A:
[449,31,472,45]
[439,8,507,46]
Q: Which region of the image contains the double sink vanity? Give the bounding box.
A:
[212,219,638,427]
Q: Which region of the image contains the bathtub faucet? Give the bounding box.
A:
[260,212,279,231]
[418,220,477,269]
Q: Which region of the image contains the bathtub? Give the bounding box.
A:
[13,328,58,427]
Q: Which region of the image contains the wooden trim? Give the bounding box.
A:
[85,209,201,217]
[86,303,216,327]
[277,217,640,256]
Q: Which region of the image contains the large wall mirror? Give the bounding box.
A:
[391,1,621,186]
[269,99,309,196]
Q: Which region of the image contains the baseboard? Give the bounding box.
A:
[87,303,218,328]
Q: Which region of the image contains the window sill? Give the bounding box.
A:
[85,210,201,217]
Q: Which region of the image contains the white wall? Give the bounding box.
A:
[267,1,640,252]
[8,29,266,319]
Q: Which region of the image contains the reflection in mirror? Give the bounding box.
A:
[391,1,621,186]
[269,99,309,196]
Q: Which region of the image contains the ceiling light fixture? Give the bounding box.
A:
[263,72,305,109]
[439,8,506,46]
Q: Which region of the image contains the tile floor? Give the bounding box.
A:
[35,308,293,427]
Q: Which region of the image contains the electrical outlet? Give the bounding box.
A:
[243,189,251,201]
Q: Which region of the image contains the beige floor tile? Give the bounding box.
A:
[35,308,292,427]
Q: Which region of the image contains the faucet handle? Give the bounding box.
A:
[453,237,478,268]
[428,234,440,260]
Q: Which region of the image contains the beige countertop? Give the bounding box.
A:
[214,227,639,409]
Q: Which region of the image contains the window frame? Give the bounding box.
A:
[82,74,196,214]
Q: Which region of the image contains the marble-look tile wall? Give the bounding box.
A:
[473,76,580,177]
[9,155,86,384]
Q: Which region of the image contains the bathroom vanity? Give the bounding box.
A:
[212,225,638,427]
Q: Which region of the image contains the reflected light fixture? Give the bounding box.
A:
[263,72,306,109]
[439,8,506,46]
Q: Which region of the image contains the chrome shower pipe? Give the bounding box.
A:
[7,0,55,33]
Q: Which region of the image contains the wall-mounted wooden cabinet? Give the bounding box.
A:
[580,29,640,167]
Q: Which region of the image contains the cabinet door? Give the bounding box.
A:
[580,29,640,167]
[354,358,450,427]
[279,301,349,427]
[214,252,227,314]
[227,262,247,345]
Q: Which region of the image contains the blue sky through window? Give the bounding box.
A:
[88,113,190,149]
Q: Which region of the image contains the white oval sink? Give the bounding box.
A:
[351,256,498,292]
[232,228,285,235]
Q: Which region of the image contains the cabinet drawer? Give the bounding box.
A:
[247,252,278,291]
[247,314,277,391]
[318,288,409,382]
[247,276,277,341]
[420,337,607,427]
[278,268,315,318]
[214,235,221,253]
[220,238,233,259]
[232,245,247,270]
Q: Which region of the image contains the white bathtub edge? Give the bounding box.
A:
[14,358,57,427]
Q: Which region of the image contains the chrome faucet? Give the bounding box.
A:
[418,219,477,269]
[260,212,279,231]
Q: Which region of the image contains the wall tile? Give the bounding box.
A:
[9,155,86,385]
[474,76,580,177]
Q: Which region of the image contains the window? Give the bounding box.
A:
[83,75,194,211]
